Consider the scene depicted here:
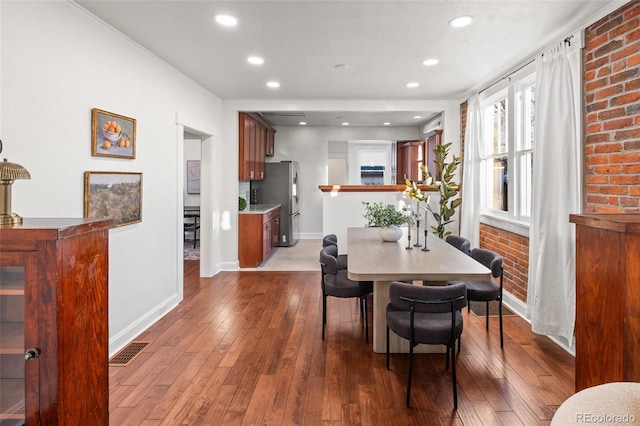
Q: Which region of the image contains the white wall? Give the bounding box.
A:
[1,1,221,355]
[267,125,422,239]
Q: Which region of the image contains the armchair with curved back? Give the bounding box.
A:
[385,281,467,409]
[319,245,373,342]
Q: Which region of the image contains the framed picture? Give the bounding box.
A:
[84,171,142,227]
[91,108,136,159]
[186,160,201,194]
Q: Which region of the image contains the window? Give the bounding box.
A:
[479,70,535,223]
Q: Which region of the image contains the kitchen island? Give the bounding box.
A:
[319,185,441,249]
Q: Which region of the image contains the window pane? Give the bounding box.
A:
[493,99,508,154]
[484,156,508,212]
[519,152,533,218]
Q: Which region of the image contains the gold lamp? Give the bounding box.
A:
[0,158,31,225]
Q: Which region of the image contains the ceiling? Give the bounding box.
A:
[75,0,621,127]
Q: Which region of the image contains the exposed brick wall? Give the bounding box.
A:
[584,0,640,213]
[479,224,529,303]
[460,101,468,162]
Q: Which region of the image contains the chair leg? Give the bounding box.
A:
[499,299,504,348]
[406,341,414,408]
[467,302,470,313]
[322,293,327,341]
[451,343,458,409]
[386,326,390,370]
[485,301,489,331]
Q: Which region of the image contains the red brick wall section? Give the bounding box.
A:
[584,1,640,213]
[479,224,529,303]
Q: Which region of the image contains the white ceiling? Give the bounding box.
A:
[75,0,622,127]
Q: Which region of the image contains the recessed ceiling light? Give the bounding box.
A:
[342,122,349,126]
[449,15,474,28]
[383,122,391,126]
[406,82,420,88]
[247,56,264,65]
[413,115,422,119]
[266,81,280,88]
[423,58,439,66]
[215,14,237,26]
[299,121,307,125]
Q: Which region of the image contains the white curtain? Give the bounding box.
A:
[527,42,580,345]
[460,94,482,249]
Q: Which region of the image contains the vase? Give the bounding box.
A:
[379,225,402,242]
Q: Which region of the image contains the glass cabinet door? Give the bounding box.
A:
[0,261,26,425]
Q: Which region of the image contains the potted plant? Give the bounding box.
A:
[421,142,462,239]
[362,201,407,241]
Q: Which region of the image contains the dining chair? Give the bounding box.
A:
[319,245,373,342]
[462,248,504,347]
[322,233,347,270]
[445,235,471,256]
[386,281,467,409]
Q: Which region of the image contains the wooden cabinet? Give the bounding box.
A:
[238,207,281,267]
[396,140,424,183]
[0,218,113,425]
[238,113,276,180]
[266,128,276,157]
[425,129,443,181]
[569,214,640,391]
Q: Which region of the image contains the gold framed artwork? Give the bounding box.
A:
[91,108,136,159]
[84,171,142,227]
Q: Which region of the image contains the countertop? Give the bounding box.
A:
[239,203,281,214]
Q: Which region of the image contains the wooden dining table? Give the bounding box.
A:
[347,227,492,353]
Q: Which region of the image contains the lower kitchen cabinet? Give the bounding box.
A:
[0,218,113,425]
[239,207,280,268]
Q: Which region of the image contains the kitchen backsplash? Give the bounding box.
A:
[238,181,250,205]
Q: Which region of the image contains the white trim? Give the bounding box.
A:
[480,213,529,237]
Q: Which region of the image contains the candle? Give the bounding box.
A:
[424,207,428,230]
[407,209,411,239]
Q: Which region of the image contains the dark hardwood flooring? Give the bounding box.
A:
[109,261,575,425]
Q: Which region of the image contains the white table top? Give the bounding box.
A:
[347,227,491,282]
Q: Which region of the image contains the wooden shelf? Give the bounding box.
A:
[0,268,24,295]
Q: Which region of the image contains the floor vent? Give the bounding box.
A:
[109,342,149,366]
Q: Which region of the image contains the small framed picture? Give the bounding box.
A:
[84,171,142,227]
[91,108,136,159]
[186,160,201,194]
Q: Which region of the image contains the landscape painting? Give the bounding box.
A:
[84,171,142,226]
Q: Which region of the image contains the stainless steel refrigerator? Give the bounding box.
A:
[250,161,300,246]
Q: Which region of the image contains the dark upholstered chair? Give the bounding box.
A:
[386,282,467,409]
[461,248,504,347]
[322,234,348,270]
[445,235,471,256]
[320,246,373,342]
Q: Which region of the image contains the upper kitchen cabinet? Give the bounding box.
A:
[396,140,425,184]
[238,112,277,180]
[424,129,443,181]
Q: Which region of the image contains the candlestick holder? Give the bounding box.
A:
[421,229,430,252]
[406,233,413,249]
[414,219,422,247]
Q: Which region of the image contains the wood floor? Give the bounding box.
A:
[109,261,575,425]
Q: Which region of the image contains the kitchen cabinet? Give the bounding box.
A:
[238,112,276,180]
[396,140,424,183]
[239,206,281,267]
[0,218,113,425]
[569,214,640,391]
[425,129,443,181]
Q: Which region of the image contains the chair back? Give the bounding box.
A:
[446,235,471,255]
[470,248,503,278]
[389,282,467,313]
[319,246,338,275]
[322,234,338,247]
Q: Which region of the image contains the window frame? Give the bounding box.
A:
[478,62,536,229]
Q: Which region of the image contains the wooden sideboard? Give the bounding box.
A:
[569,214,640,391]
